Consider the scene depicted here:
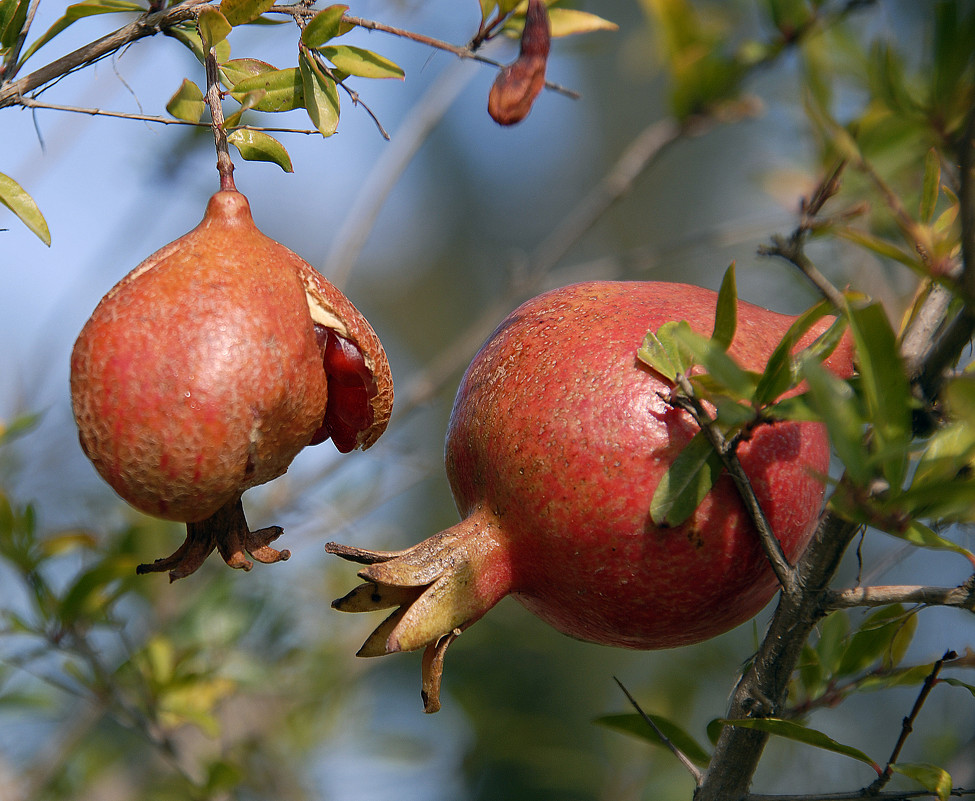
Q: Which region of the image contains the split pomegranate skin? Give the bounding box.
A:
[328,281,854,711]
[71,189,392,580]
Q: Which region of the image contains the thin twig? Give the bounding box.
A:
[613,677,704,784]
[825,577,975,610]
[204,45,234,190]
[670,374,799,595]
[744,788,975,801]
[866,650,957,794]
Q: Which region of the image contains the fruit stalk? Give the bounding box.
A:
[204,45,235,191]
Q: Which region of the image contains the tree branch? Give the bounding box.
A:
[825,577,975,611]
[0,0,208,110]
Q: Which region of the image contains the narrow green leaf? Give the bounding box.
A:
[220,0,275,27]
[753,299,833,407]
[165,78,205,123]
[919,148,942,224]
[675,326,756,402]
[228,129,293,173]
[941,677,975,699]
[301,4,349,47]
[198,6,232,50]
[1,0,28,49]
[0,412,41,445]
[299,52,340,136]
[595,713,711,767]
[167,22,231,65]
[319,44,404,80]
[650,430,723,527]
[815,610,850,677]
[801,357,869,484]
[890,521,975,566]
[891,763,952,801]
[230,67,304,112]
[0,172,50,245]
[57,556,140,626]
[715,718,881,773]
[711,263,738,350]
[836,227,920,270]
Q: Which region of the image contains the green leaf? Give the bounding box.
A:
[230,67,304,112]
[165,78,205,123]
[836,227,920,271]
[301,4,349,47]
[801,357,869,485]
[0,0,28,50]
[0,172,50,245]
[919,148,942,224]
[891,763,952,801]
[836,605,915,676]
[675,326,756,402]
[714,718,881,773]
[198,6,232,50]
[57,555,140,627]
[941,677,975,699]
[815,610,850,677]
[220,57,275,88]
[220,0,275,27]
[228,129,293,173]
[711,263,738,350]
[167,22,231,65]
[595,713,711,767]
[299,52,340,136]
[17,0,142,63]
[753,299,834,407]
[0,412,41,446]
[638,320,695,382]
[546,8,619,37]
[888,521,975,566]
[846,301,912,488]
[318,44,405,80]
[650,430,723,527]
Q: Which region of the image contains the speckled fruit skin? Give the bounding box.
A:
[71,191,329,522]
[327,280,854,712]
[446,281,851,648]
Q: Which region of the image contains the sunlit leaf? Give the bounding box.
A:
[650,430,723,527]
[711,262,737,350]
[220,0,275,27]
[546,8,619,37]
[714,718,881,773]
[836,605,915,676]
[753,299,834,407]
[638,320,695,382]
[230,67,304,112]
[675,326,756,401]
[301,4,349,48]
[228,129,293,173]
[220,57,275,88]
[318,44,404,79]
[888,521,975,566]
[167,22,231,65]
[836,227,920,270]
[300,52,340,136]
[198,6,232,50]
[0,172,51,245]
[891,763,952,801]
[166,78,205,123]
[596,713,711,767]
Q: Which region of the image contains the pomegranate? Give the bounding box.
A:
[327,281,854,712]
[71,189,393,580]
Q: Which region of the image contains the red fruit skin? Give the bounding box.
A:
[445,281,854,649]
[70,191,328,522]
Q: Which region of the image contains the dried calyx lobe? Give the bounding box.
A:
[487,0,551,125]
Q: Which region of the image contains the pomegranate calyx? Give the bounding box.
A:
[327,508,512,712]
[136,497,290,582]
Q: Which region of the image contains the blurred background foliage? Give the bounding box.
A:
[1,1,975,799]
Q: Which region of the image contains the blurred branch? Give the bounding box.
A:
[826,577,975,610]
[746,788,975,801]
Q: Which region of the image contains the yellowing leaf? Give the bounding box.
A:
[220,0,275,27]
[319,44,404,79]
[166,78,205,123]
[228,129,294,173]
[0,172,51,245]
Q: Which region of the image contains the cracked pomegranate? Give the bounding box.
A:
[327,281,854,711]
[71,189,392,581]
